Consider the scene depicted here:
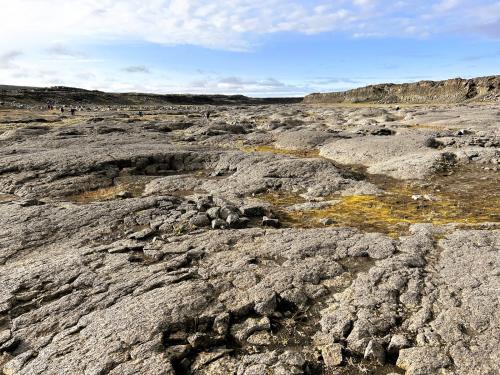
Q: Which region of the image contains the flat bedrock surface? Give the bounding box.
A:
[0,102,498,375]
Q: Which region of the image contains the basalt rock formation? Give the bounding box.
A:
[0,85,499,374]
[304,75,500,104]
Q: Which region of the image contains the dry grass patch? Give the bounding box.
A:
[408,123,449,130]
[240,144,320,158]
[65,176,153,203]
[0,194,17,202]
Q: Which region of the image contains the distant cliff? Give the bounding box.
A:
[2,75,500,107]
[0,85,302,106]
[304,75,500,104]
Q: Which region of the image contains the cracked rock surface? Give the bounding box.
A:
[0,102,498,374]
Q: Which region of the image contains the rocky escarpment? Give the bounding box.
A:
[0,85,301,107]
[304,75,500,104]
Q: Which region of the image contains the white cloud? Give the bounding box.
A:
[0,1,498,95]
[45,44,85,58]
[2,0,497,53]
[433,0,461,12]
[123,65,150,73]
[0,51,23,69]
[0,0,350,51]
[190,76,290,92]
[0,56,365,96]
[353,0,377,8]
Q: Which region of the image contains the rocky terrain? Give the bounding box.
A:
[0,85,301,107]
[0,87,499,375]
[304,75,500,104]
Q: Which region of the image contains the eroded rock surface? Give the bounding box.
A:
[304,75,500,104]
[0,102,498,374]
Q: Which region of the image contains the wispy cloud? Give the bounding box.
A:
[461,49,500,61]
[1,1,499,52]
[189,76,293,93]
[123,65,150,73]
[45,44,85,58]
[433,0,462,12]
[309,77,361,85]
[0,1,498,96]
[0,50,23,69]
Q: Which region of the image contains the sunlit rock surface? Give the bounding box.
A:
[0,88,499,374]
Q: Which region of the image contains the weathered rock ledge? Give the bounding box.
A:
[304,75,500,104]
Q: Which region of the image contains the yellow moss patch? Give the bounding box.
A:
[281,193,499,237]
[58,117,86,127]
[259,167,500,237]
[67,185,124,203]
[65,176,152,203]
[134,114,187,122]
[409,123,452,130]
[240,144,320,158]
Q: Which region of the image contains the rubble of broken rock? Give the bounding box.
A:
[0,103,499,375]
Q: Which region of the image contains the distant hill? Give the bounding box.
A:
[304,75,500,104]
[0,85,302,106]
[2,75,499,107]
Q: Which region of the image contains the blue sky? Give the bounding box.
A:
[0,0,499,96]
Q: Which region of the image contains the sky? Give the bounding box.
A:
[0,0,499,97]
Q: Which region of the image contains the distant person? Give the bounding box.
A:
[138,111,143,117]
[205,110,211,120]
[71,108,76,116]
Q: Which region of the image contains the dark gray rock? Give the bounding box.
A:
[364,339,386,364]
[211,218,227,229]
[219,205,239,220]
[230,317,271,344]
[17,199,43,207]
[206,206,221,220]
[262,216,280,228]
[226,213,240,227]
[128,227,155,240]
[116,191,133,199]
[190,213,211,227]
[239,204,267,217]
[388,334,410,354]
